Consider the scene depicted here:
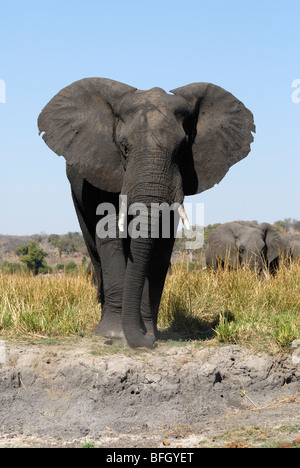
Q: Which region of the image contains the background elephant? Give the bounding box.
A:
[282,234,300,262]
[38,78,254,348]
[205,221,283,274]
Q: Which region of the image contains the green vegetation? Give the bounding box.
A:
[15,241,50,275]
[159,261,300,352]
[204,424,300,448]
[0,220,299,274]
[0,272,100,336]
[0,260,299,353]
[0,221,299,350]
[0,232,88,275]
[273,218,300,234]
[79,441,96,448]
[48,232,84,258]
[0,261,26,274]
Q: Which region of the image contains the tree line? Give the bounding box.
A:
[0,219,299,275]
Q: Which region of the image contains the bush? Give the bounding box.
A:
[0,261,25,274]
[48,232,85,258]
[65,261,78,274]
[15,241,49,275]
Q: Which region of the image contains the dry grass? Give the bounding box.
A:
[0,261,299,351]
[0,273,100,337]
[159,261,300,351]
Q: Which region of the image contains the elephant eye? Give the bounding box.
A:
[120,141,130,159]
[119,141,130,169]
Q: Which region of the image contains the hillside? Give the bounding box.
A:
[0,233,88,271]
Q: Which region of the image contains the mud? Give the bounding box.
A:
[0,339,299,448]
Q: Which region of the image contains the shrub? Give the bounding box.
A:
[0,261,25,274]
[65,261,78,274]
[15,241,49,275]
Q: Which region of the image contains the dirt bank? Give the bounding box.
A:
[0,338,299,448]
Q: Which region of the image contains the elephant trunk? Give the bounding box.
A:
[122,235,155,348]
[120,154,181,348]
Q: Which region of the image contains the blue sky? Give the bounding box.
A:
[0,0,299,235]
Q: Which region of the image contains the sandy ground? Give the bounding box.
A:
[0,337,299,448]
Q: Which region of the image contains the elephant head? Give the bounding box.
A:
[206,221,283,273]
[38,78,255,347]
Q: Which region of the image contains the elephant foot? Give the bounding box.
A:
[142,321,161,341]
[94,312,125,340]
[126,332,156,350]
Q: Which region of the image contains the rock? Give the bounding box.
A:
[291,339,300,349]
[292,348,300,365]
[145,373,161,383]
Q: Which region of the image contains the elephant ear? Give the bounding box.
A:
[170,83,255,195]
[261,223,284,263]
[208,223,238,265]
[38,78,137,192]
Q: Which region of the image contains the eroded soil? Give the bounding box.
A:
[0,338,299,448]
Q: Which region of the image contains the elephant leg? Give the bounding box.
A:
[70,187,104,305]
[67,167,107,304]
[140,237,175,340]
[94,237,128,339]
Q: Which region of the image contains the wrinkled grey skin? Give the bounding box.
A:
[282,234,300,262]
[205,221,284,274]
[38,78,254,348]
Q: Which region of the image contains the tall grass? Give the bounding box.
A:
[0,262,299,351]
[0,272,100,337]
[159,261,300,351]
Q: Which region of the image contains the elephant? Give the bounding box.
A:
[282,234,300,262]
[38,78,255,348]
[205,221,284,274]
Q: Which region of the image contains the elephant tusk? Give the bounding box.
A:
[178,204,190,231]
[118,200,127,232]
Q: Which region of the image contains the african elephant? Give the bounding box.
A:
[205,221,283,274]
[282,234,300,262]
[38,78,255,348]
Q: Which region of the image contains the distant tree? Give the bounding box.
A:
[48,234,60,245]
[48,232,84,258]
[273,219,298,234]
[273,221,285,233]
[48,234,64,258]
[293,220,300,232]
[16,241,49,275]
